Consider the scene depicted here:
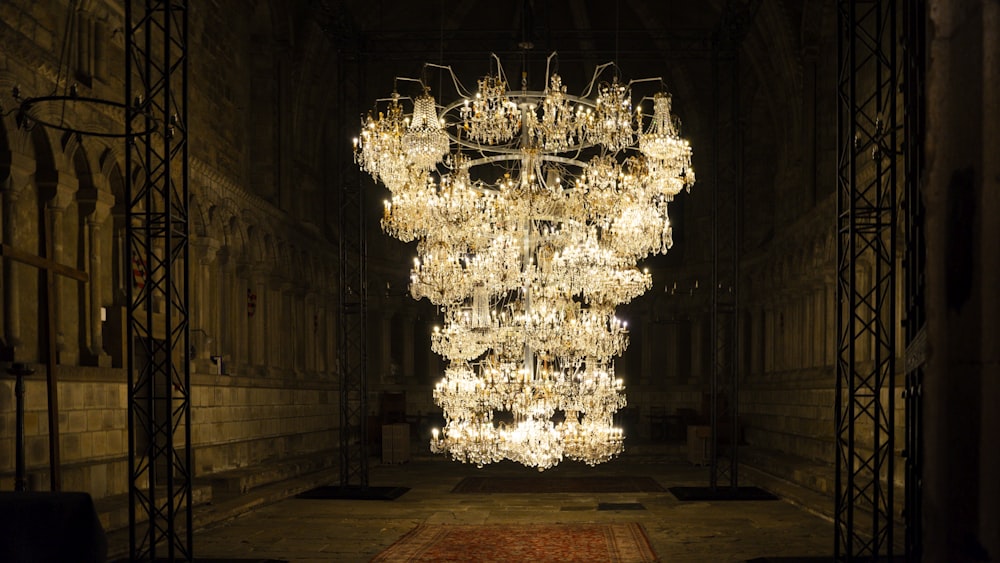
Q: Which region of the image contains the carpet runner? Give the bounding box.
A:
[451,476,667,494]
[371,522,659,562]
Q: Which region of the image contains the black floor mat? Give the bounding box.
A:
[746,557,904,563]
[114,559,287,563]
[668,486,778,501]
[597,502,646,511]
[295,485,409,500]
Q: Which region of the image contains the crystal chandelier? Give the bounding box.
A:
[355,55,694,469]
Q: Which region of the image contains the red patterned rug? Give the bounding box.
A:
[370,522,659,562]
[451,476,666,494]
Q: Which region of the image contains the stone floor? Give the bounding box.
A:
[185,446,835,563]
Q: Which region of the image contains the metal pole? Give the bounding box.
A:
[7,362,34,492]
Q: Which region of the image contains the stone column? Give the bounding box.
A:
[311,301,324,373]
[263,277,275,370]
[191,237,220,373]
[764,303,775,373]
[250,270,269,370]
[40,180,78,364]
[1,155,35,356]
[233,261,251,370]
[215,252,231,369]
[307,295,319,373]
[639,311,651,386]
[324,295,337,374]
[295,287,307,373]
[377,307,394,383]
[748,306,762,376]
[401,307,415,380]
[661,321,677,387]
[78,188,114,367]
[923,3,1000,559]
[290,285,302,372]
[794,292,806,370]
[809,288,821,368]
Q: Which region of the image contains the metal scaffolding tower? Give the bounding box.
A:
[336,43,369,489]
[125,0,192,560]
[835,0,898,559]
[709,0,754,492]
[901,0,926,559]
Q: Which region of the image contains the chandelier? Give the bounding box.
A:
[355,54,694,470]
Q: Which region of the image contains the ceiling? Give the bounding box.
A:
[310,0,829,292]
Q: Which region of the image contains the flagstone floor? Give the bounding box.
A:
[184,446,834,563]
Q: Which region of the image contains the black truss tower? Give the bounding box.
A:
[835,0,898,559]
[901,0,926,559]
[709,0,753,492]
[125,1,192,561]
[337,48,369,489]
[709,42,739,491]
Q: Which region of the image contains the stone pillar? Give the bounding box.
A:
[662,321,678,387]
[251,271,268,369]
[311,300,324,373]
[401,308,415,379]
[233,261,251,370]
[191,237,220,373]
[807,289,818,369]
[1,155,35,356]
[78,188,114,367]
[749,306,762,376]
[924,2,1000,559]
[215,253,232,370]
[797,290,808,370]
[377,307,394,383]
[324,295,337,374]
[40,181,78,365]
[981,3,1000,555]
[639,311,652,386]
[688,316,701,382]
[765,302,777,373]
[292,286,305,372]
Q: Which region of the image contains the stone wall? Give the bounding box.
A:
[0,0,343,518]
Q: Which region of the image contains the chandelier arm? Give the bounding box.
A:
[461,153,586,172]
[440,90,594,116]
[628,77,663,87]
[581,62,617,98]
[544,52,558,89]
[491,53,511,90]
[424,62,473,98]
[395,76,428,92]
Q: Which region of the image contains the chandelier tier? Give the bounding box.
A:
[355,55,695,469]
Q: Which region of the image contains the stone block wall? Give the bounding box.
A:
[190,373,337,475]
[0,0,344,514]
[0,369,128,495]
[0,367,338,500]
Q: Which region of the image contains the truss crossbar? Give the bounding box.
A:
[835,1,898,559]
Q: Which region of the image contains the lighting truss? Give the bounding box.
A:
[710,38,741,493]
[338,47,370,489]
[835,0,898,559]
[125,0,192,560]
[901,0,927,558]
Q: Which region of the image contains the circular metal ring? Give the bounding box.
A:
[19,95,158,138]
